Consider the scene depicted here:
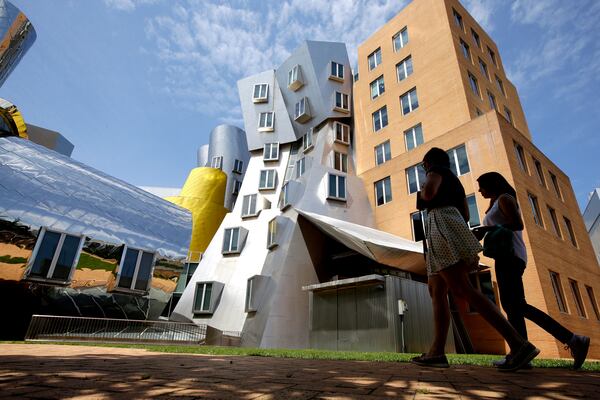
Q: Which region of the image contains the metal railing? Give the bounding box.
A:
[25,315,207,345]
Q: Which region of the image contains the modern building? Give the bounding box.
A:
[25,123,74,157]
[583,188,600,264]
[0,136,192,339]
[353,0,600,358]
[171,40,448,353]
[0,0,36,87]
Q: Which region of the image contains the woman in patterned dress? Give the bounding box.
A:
[410,148,539,372]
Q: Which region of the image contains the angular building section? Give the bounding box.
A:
[25,123,74,157]
[171,41,440,352]
[583,188,600,265]
[0,136,192,339]
[353,0,600,358]
[0,0,36,87]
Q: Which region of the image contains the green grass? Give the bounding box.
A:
[0,255,27,264]
[4,341,599,371]
[75,253,117,272]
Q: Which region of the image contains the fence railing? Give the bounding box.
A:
[25,315,207,345]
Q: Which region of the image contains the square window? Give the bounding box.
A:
[468,72,480,97]
[233,159,244,174]
[466,194,480,227]
[374,140,391,165]
[263,143,279,161]
[448,144,470,176]
[406,163,426,194]
[404,123,424,151]
[333,151,348,173]
[528,193,544,227]
[569,279,587,318]
[563,217,578,247]
[400,88,419,115]
[375,176,392,206]
[334,91,350,112]
[267,218,278,249]
[334,122,350,144]
[396,55,413,82]
[28,228,83,283]
[241,194,258,218]
[393,27,409,52]
[296,157,306,178]
[328,173,346,201]
[368,48,382,70]
[288,65,303,90]
[294,97,311,122]
[211,156,223,169]
[259,169,277,190]
[549,271,568,313]
[330,61,344,81]
[370,75,385,99]
[258,112,274,131]
[372,106,388,132]
[252,83,268,103]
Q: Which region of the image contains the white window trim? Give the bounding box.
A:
[333,91,350,113]
[232,180,242,195]
[279,182,291,210]
[372,106,388,132]
[329,61,344,82]
[258,112,274,132]
[393,27,408,52]
[296,157,306,178]
[406,165,424,194]
[288,64,303,90]
[26,227,85,283]
[193,282,212,313]
[370,76,385,99]
[396,56,412,82]
[302,130,313,153]
[404,124,423,151]
[368,48,382,71]
[222,227,242,254]
[263,143,280,161]
[259,169,277,190]
[401,88,418,115]
[241,194,259,218]
[115,245,156,292]
[334,121,350,145]
[448,145,470,176]
[375,177,392,206]
[333,151,348,173]
[327,173,347,202]
[252,83,269,103]
[375,141,391,165]
[267,218,278,249]
[211,156,223,169]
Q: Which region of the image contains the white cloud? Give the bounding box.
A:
[104,0,160,12]
[143,0,407,123]
[462,0,500,32]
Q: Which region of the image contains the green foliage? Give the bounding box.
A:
[0,255,27,264]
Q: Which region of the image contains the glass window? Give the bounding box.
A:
[259,169,277,190]
[370,75,385,99]
[334,92,349,111]
[404,123,424,151]
[263,143,279,161]
[406,163,426,194]
[211,156,223,169]
[495,75,506,96]
[504,106,513,125]
[528,193,544,227]
[134,252,154,291]
[330,61,344,80]
[374,140,391,165]
[288,65,302,89]
[550,271,568,313]
[514,142,528,173]
[396,55,413,81]
[29,229,82,282]
[547,206,562,238]
[448,144,470,176]
[296,157,306,178]
[222,227,241,253]
[241,194,258,217]
[453,9,464,30]
[533,159,546,187]
[334,151,348,173]
[410,211,427,241]
[328,174,346,201]
[585,286,600,320]
[258,112,274,130]
[393,27,409,51]
[372,106,388,132]
[375,176,392,206]
[368,48,382,70]
[279,182,290,209]
[487,90,497,110]
[334,122,350,144]
[252,83,268,102]
[569,279,587,318]
[400,88,419,115]
[550,172,563,200]
[479,58,489,80]
[233,159,244,174]
[487,46,497,66]
[294,97,310,121]
[267,218,278,249]
[302,129,313,152]
[466,194,480,227]
[563,217,577,247]
[468,72,480,97]
[232,180,242,195]
[471,28,481,48]
[460,39,471,62]
[117,247,155,291]
[193,282,213,313]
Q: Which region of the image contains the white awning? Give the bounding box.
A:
[296,209,426,274]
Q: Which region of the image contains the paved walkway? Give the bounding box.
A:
[0,344,598,399]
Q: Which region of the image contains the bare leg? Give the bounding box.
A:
[427,274,450,357]
[439,260,525,352]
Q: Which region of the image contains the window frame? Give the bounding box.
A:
[327,173,347,202]
[115,245,156,292]
[585,285,600,320]
[447,144,470,176]
[466,194,480,227]
[569,279,587,318]
[232,179,242,195]
[406,163,426,194]
[495,75,506,96]
[241,193,259,218]
[294,97,311,122]
[334,121,350,145]
[549,271,568,313]
[263,142,280,162]
[333,151,348,173]
[222,227,246,255]
[396,55,414,82]
[400,88,419,115]
[372,106,388,132]
[487,46,497,66]
[547,205,562,238]
[453,8,464,31]
[334,91,350,112]
[193,282,213,313]
[503,106,513,125]
[514,142,529,173]
[258,112,274,131]
[392,27,409,52]
[550,172,563,200]
[528,193,544,227]
[368,47,382,70]
[563,216,578,247]
[404,123,424,151]
[288,64,303,90]
[302,129,313,152]
[252,83,268,103]
[267,218,278,249]
[370,75,385,99]
[374,176,393,206]
[533,159,546,187]
[211,156,223,170]
[471,28,481,48]
[487,90,497,110]
[296,157,306,178]
[478,58,489,80]
[374,140,391,165]
[330,61,344,81]
[259,169,277,190]
[233,159,244,174]
[460,38,471,62]
[279,182,291,210]
[468,71,480,97]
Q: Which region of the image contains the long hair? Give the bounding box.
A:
[422,147,450,170]
[477,172,517,212]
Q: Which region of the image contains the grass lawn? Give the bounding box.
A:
[6,341,599,372]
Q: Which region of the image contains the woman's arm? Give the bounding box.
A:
[497,194,524,231]
[419,171,442,201]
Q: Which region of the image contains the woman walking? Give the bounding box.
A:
[474,172,590,369]
[411,148,539,372]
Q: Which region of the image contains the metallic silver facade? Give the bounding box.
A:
[25,123,74,157]
[0,0,36,87]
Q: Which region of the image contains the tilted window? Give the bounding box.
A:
[211,156,223,169]
[302,129,313,152]
[330,61,344,81]
[327,173,346,201]
[404,123,423,151]
[393,27,409,51]
[193,281,224,314]
[368,48,382,70]
[288,64,304,90]
[375,176,392,206]
[334,121,350,144]
[27,228,84,283]
[258,112,274,131]
[370,76,385,99]
[267,218,278,249]
[222,227,248,255]
[252,83,268,103]
[233,159,244,174]
[294,97,311,123]
[263,142,280,161]
[241,194,258,218]
[116,246,156,292]
[259,169,277,190]
[447,144,470,176]
[396,55,413,81]
[372,106,388,132]
[406,163,426,194]
[400,88,419,115]
[375,140,391,165]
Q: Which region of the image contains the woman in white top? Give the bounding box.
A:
[474,172,590,370]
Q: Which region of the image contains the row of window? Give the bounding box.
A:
[467,70,512,124]
[193,274,267,315]
[452,8,498,69]
[221,217,278,256]
[367,27,408,71]
[26,227,154,293]
[526,192,578,247]
[405,144,470,195]
[514,141,563,201]
[372,87,419,132]
[369,55,414,100]
[210,156,245,174]
[549,271,600,321]
[374,124,424,168]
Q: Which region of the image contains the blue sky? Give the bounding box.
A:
[3,0,599,209]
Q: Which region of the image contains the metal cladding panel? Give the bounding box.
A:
[207,124,250,210]
[25,124,74,157]
[197,144,209,167]
[0,0,36,87]
[238,70,297,151]
[0,137,192,258]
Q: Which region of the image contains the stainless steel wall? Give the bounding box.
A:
[0,0,37,87]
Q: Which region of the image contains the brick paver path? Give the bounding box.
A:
[0,344,598,399]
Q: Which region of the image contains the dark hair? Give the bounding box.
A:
[477,172,517,211]
[422,147,450,169]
